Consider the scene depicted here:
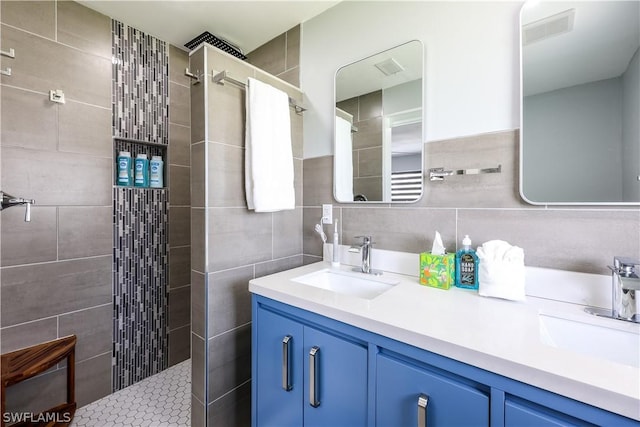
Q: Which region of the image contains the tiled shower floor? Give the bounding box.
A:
[71,359,190,426]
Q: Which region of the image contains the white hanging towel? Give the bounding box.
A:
[334,115,354,202]
[245,77,295,212]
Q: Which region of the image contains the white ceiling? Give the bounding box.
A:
[79,0,340,54]
[522,1,640,96]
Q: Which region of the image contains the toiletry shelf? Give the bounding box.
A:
[428,165,502,181]
[112,136,168,148]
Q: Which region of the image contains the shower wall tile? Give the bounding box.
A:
[1,146,112,206]
[0,24,111,107]
[294,158,303,207]
[169,245,191,289]
[169,124,191,166]
[192,334,206,403]
[58,206,112,260]
[169,45,191,87]
[246,33,286,76]
[207,324,252,403]
[273,208,303,258]
[207,208,273,271]
[278,67,300,88]
[58,101,112,157]
[207,266,253,337]
[169,286,191,330]
[0,206,57,267]
[291,109,304,159]
[191,209,205,273]
[170,82,191,128]
[189,52,206,144]
[0,0,55,39]
[0,86,57,151]
[358,146,383,177]
[59,304,111,362]
[0,318,57,354]
[191,271,206,339]
[190,142,205,208]
[206,75,246,146]
[56,0,111,59]
[75,353,112,407]
[353,176,382,201]
[0,255,112,327]
[285,25,301,71]
[207,142,245,207]
[169,165,191,206]
[169,206,191,247]
[112,20,169,143]
[207,380,251,427]
[192,395,206,427]
[169,325,191,365]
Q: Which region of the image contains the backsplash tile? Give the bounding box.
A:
[302,129,640,275]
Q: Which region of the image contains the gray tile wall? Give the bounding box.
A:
[189,45,304,427]
[0,0,192,415]
[168,45,192,367]
[246,25,301,87]
[0,0,113,412]
[302,130,640,274]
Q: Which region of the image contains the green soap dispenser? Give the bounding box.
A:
[455,235,479,289]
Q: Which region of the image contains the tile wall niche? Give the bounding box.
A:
[0,0,191,415]
[302,130,640,274]
[189,43,304,427]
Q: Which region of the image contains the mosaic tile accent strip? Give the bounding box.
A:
[112,20,169,145]
[113,187,169,391]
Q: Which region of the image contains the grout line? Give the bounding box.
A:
[1,254,112,270]
[208,321,251,341]
[209,378,251,405]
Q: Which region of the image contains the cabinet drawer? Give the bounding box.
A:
[376,353,489,427]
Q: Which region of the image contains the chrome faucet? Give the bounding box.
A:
[610,256,639,322]
[1,191,35,222]
[349,236,381,275]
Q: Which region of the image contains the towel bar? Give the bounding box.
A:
[212,70,306,114]
[429,165,502,181]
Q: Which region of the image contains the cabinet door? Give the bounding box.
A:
[255,307,304,427]
[505,400,594,427]
[376,353,490,427]
[303,326,368,427]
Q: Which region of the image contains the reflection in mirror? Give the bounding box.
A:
[521,1,640,204]
[334,40,424,203]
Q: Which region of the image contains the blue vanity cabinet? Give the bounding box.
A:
[504,399,593,427]
[253,299,368,427]
[376,353,490,426]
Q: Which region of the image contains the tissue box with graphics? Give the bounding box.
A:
[420,253,455,289]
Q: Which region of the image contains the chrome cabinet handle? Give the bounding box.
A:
[282,335,292,391]
[417,394,429,427]
[309,346,320,407]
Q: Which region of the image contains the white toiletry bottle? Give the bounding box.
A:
[150,156,164,188]
[332,219,340,267]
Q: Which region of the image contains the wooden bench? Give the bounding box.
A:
[1,335,77,427]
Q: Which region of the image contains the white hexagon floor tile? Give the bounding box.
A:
[72,360,190,426]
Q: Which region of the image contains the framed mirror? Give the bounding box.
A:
[334,40,424,203]
[520,1,640,204]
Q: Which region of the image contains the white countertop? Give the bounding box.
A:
[249,260,640,421]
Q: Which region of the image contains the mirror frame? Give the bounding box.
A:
[518,1,640,206]
[333,40,425,204]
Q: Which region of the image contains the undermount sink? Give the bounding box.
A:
[539,310,640,368]
[292,268,399,300]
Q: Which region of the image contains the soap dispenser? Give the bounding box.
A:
[455,235,479,289]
